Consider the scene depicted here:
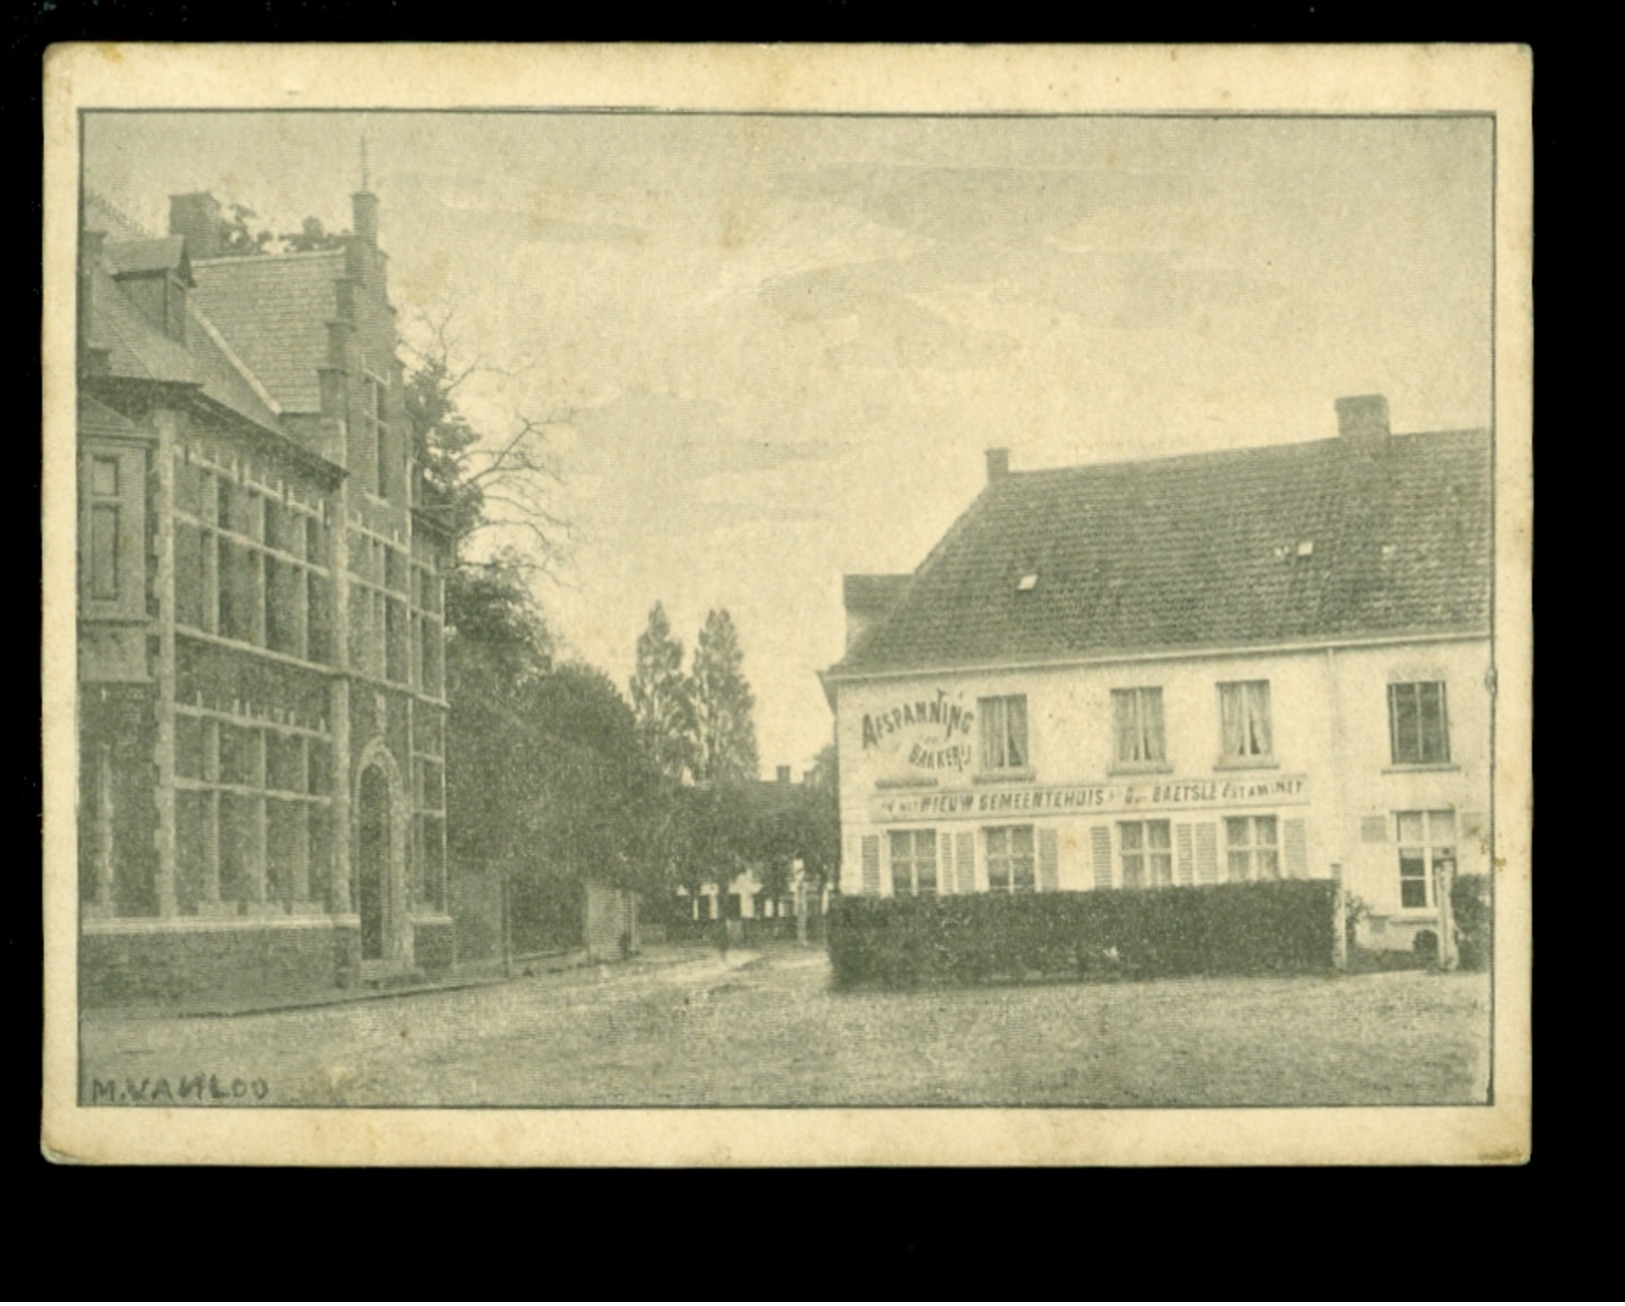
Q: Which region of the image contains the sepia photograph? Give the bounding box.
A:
[43,45,1531,1165]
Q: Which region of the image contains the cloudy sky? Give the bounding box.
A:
[83,111,1494,775]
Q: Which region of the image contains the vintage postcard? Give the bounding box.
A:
[42,44,1532,1166]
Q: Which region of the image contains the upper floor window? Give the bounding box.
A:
[1389,682,1450,765]
[81,444,146,620]
[979,694,1029,772]
[1218,680,1273,762]
[888,828,939,897]
[1112,686,1166,767]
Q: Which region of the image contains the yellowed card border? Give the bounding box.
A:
[42,43,1532,1166]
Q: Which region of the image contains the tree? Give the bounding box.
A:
[691,609,760,785]
[629,602,697,785]
[400,309,572,582]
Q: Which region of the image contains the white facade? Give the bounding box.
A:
[832,632,1490,948]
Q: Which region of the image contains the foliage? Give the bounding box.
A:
[1451,873,1492,971]
[218,202,273,256]
[691,608,760,786]
[629,602,697,786]
[827,881,1340,989]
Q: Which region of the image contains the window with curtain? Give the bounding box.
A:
[985,825,1036,892]
[979,694,1029,772]
[1120,820,1173,888]
[1224,814,1280,880]
[1218,680,1273,761]
[1112,686,1166,766]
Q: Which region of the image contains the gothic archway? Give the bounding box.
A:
[353,739,409,965]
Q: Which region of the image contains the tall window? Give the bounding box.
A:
[1396,810,1456,910]
[979,695,1029,772]
[985,826,1036,893]
[363,372,390,498]
[1120,820,1173,888]
[1225,815,1280,881]
[88,463,121,599]
[1112,686,1166,766]
[1218,680,1273,762]
[888,829,939,896]
[1389,682,1450,764]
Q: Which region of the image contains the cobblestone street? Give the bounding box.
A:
[80,944,1491,1108]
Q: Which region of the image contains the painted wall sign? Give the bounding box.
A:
[869,774,1309,823]
[859,689,976,773]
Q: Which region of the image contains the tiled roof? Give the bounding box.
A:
[105,236,188,278]
[843,574,911,613]
[87,263,284,433]
[78,394,145,438]
[190,251,346,413]
[831,429,1492,676]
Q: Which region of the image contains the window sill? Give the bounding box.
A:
[1212,758,1280,772]
[973,769,1036,785]
[1382,762,1461,775]
[1109,761,1173,777]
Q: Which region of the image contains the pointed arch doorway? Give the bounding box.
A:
[354,741,410,969]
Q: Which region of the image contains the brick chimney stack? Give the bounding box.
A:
[169,192,223,261]
[986,447,1010,482]
[776,765,792,786]
[1335,394,1390,441]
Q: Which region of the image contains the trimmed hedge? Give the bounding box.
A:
[828,881,1339,988]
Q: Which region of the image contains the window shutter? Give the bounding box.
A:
[1038,828,1059,892]
[1176,822,1195,886]
[956,831,975,894]
[1090,825,1112,890]
[939,832,954,896]
[1283,818,1308,877]
[860,835,880,896]
[1195,821,1218,883]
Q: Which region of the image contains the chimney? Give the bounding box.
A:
[1335,394,1390,441]
[353,190,379,246]
[776,765,792,786]
[985,447,1010,482]
[169,192,223,261]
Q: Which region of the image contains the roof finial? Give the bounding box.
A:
[360,135,370,191]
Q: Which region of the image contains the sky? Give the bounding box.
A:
[83,111,1494,777]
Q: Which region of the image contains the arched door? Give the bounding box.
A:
[357,765,391,961]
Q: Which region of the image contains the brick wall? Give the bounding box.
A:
[80,922,361,1006]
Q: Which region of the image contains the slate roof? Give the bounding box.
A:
[105,235,188,278]
[78,394,145,439]
[189,250,347,413]
[830,428,1492,677]
[86,261,286,434]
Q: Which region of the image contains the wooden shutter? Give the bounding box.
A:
[1090,825,1113,890]
[1176,822,1195,886]
[938,831,953,895]
[1195,821,1219,883]
[1038,828,1060,892]
[1283,818,1308,877]
[860,835,880,896]
[956,831,975,894]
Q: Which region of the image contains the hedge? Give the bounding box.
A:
[828,880,1339,988]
